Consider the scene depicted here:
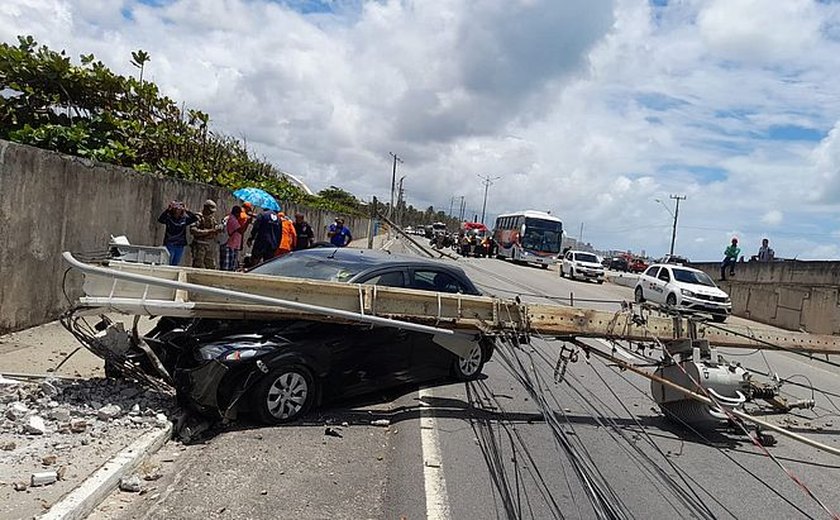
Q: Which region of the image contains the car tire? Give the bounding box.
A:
[634,286,644,303]
[666,293,677,307]
[453,342,485,380]
[254,365,316,424]
[540,263,548,270]
[559,266,565,278]
[596,279,604,284]
[570,268,576,280]
[712,314,727,323]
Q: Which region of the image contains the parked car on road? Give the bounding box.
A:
[604,256,629,272]
[628,257,649,273]
[560,250,605,283]
[141,248,493,424]
[633,264,731,322]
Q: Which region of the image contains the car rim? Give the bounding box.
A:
[266,372,308,419]
[459,344,482,376]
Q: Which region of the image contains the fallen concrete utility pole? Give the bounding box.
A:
[63,253,840,355]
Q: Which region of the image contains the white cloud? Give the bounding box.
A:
[761,210,783,226]
[3,0,840,260]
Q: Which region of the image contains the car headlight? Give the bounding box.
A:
[681,289,695,297]
[198,345,267,362]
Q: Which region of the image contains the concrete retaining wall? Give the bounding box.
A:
[0,140,370,334]
[687,261,840,335]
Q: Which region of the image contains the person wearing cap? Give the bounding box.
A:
[190,199,223,269]
[327,217,352,247]
[293,213,315,250]
[720,237,741,281]
[158,201,199,266]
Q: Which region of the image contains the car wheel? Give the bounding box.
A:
[559,266,565,277]
[712,314,727,323]
[666,293,677,307]
[596,279,604,284]
[634,286,644,303]
[540,263,549,270]
[254,365,316,424]
[453,342,485,380]
[570,268,576,280]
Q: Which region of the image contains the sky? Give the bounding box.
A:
[3,0,840,260]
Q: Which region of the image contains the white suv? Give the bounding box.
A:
[634,264,731,322]
[560,250,605,283]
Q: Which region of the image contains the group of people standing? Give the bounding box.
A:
[158,199,352,270]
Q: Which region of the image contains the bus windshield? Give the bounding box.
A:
[522,218,563,253]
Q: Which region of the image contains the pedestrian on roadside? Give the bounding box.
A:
[720,237,740,280]
[274,212,298,257]
[158,201,199,266]
[293,213,315,250]
[327,217,353,247]
[220,205,245,271]
[248,207,282,264]
[190,199,223,269]
[757,238,775,262]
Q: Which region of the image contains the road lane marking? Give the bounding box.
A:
[418,387,451,520]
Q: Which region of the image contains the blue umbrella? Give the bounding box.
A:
[233,187,281,211]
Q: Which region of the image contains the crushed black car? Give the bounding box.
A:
[102,248,495,423]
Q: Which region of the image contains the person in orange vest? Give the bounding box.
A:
[274,211,298,257]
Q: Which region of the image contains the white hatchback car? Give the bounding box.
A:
[634,264,731,322]
[560,250,605,283]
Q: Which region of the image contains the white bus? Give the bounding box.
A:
[493,210,563,268]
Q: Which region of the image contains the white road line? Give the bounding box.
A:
[418,387,451,520]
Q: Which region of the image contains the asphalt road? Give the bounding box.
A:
[92,244,840,520]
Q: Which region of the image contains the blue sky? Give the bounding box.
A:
[4,0,840,259]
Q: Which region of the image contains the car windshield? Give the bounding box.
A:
[250,254,365,282]
[575,253,598,263]
[673,268,716,287]
[522,218,563,253]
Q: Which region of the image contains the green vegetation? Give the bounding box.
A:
[0,35,362,214]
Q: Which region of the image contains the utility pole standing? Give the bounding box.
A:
[458,196,465,222]
[388,152,403,220]
[478,174,502,225]
[669,194,686,256]
[396,176,406,226]
[449,196,455,218]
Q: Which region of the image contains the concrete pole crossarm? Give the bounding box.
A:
[525,304,840,355]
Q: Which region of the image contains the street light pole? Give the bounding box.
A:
[478,174,501,224]
[388,152,403,220]
[668,194,686,256]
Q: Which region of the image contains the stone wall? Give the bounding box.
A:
[689,261,840,335]
[0,140,370,333]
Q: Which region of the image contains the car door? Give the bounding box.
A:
[327,268,414,395]
[642,266,661,303]
[654,266,672,303]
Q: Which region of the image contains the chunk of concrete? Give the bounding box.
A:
[31,471,58,487]
[50,408,71,422]
[6,401,29,421]
[25,415,47,435]
[97,404,122,421]
[70,418,88,433]
[119,475,142,493]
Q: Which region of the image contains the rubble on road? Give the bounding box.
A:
[119,474,142,492]
[0,374,175,518]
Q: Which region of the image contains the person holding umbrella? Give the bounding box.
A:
[248,207,282,264]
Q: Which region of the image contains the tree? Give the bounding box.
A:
[130,50,150,83]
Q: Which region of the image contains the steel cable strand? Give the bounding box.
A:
[578,347,734,520]
[598,356,820,520]
[469,379,555,520]
[641,324,840,520]
[470,378,568,520]
[524,335,722,520]
[494,336,632,520]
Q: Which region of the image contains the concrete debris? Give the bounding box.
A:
[49,407,71,422]
[41,454,57,466]
[31,470,58,487]
[70,418,88,433]
[1,440,16,450]
[324,427,343,438]
[370,419,390,427]
[25,415,47,435]
[13,481,28,491]
[119,474,142,493]
[97,404,122,421]
[6,401,29,421]
[40,380,59,397]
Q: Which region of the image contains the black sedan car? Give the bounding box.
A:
[142,248,493,424]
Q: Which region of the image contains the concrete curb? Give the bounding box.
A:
[39,423,172,520]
